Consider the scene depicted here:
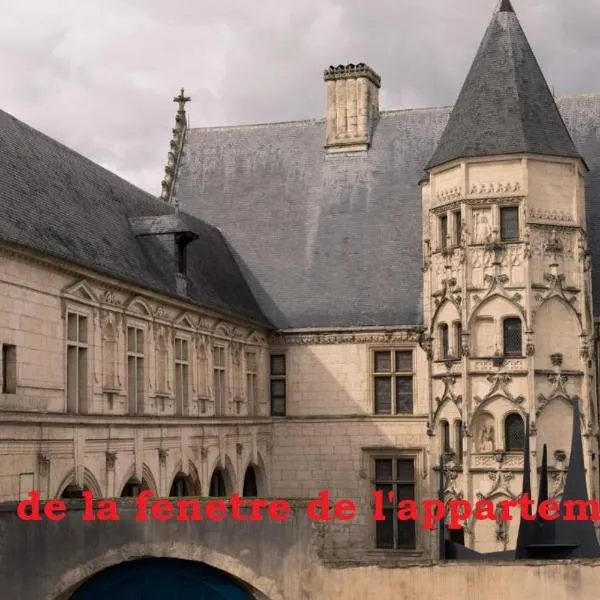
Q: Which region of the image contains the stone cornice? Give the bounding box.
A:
[270,329,422,346]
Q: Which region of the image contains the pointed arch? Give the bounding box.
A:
[504,412,525,452]
[168,460,202,496]
[241,460,267,497]
[533,291,583,330]
[118,463,158,497]
[430,298,460,333]
[467,292,526,330]
[56,468,103,498]
[532,295,582,370]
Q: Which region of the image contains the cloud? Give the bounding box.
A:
[0,0,597,196]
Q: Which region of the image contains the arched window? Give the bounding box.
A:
[209,469,226,497]
[440,324,449,359]
[169,473,191,497]
[440,420,450,454]
[455,420,463,460]
[121,477,148,498]
[505,413,525,451]
[242,466,258,497]
[61,484,88,499]
[503,318,522,356]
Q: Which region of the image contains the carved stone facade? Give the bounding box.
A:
[422,154,598,553]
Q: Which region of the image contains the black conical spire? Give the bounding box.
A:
[426,2,584,170]
[554,399,600,557]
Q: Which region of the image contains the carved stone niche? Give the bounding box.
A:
[474,412,496,453]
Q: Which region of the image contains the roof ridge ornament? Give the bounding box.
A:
[160,88,191,204]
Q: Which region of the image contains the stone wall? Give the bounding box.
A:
[1,498,600,600]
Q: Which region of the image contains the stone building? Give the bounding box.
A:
[1,0,600,598]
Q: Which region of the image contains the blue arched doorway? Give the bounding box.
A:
[72,557,254,599]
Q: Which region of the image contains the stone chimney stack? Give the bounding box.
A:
[324,63,381,152]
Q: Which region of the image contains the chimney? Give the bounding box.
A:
[324,63,381,153]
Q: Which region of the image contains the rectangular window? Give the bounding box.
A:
[270,354,286,416]
[213,345,226,415]
[127,326,144,414]
[66,313,88,413]
[439,215,448,250]
[453,211,462,246]
[246,351,258,416]
[174,337,189,416]
[2,344,16,394]
[440,325,449,359]
[374,457,417,549]
[454,322,462,358]
[500,206,519,241]
[373,350,414,415]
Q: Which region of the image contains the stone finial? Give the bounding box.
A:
[323,63,381,153]
[499,0,514,13]
[160,88,191,204]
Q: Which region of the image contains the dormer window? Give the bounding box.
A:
[176,236,188,275]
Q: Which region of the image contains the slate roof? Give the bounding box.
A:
[174,93,600,329]
[426,3,582,170]
[0,109,269,327]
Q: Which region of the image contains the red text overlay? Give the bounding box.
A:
[15,490,599,526]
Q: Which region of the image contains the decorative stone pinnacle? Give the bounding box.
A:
[160,88,191,203]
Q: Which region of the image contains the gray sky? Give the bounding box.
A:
[0,0,598,196]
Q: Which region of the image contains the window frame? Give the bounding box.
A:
[439,214,448,250]
[174,335,190,416]
[367,449,422,553]
[371,348,415,416]
[500,206,519,241]
[504,413,525,452]
[245,349,259,416]
[213,344,227,416]
[66,311,90,414]
[269,353,286,417]
[126,324,145,415]
[2,344,17,395]
[453,210,462,247]
[502,316,523,357]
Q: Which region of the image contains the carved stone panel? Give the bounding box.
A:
[472,208,493,244]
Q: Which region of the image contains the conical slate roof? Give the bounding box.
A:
[426,1,583,170]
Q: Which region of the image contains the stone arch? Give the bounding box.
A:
[56,468,103,498]
[472,411,496,453]
[117,463,158,497]
[49,542,283,600]
[532,296,582,370]
[208,453,237,493]
[125,296,153,318]
[213,321,233,338]
[241,461,266,497]
[168,459,202,497]
[430,298,460,333]
[503,412,526,452]
[536,396,574,466]
[467,293,526,330]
